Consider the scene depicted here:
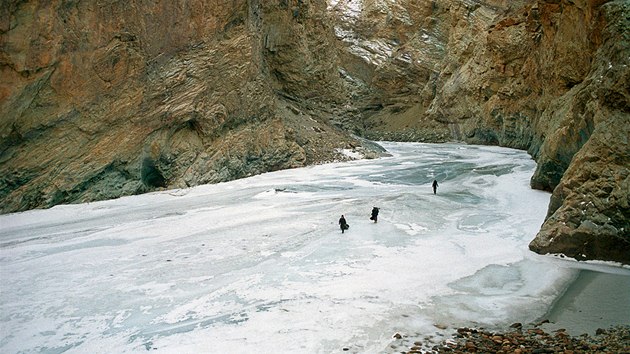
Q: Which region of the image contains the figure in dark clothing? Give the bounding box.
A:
[432,179,439,194]
[370,207,379,223]
[339,215,349,233]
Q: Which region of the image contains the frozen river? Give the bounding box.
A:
[1,142,627,353]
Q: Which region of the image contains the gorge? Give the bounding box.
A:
[1,0,628,264]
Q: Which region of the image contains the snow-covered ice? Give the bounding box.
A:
[1,142,626,353]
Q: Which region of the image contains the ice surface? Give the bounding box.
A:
[1,142,626,353]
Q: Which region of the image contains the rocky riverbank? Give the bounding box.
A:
[403,324,630,354]
[386,268,630,354]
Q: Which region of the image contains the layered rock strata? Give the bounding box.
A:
[0,0,373,213]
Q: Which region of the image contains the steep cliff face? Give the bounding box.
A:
[1,1,628,263]
[0,0,370,213]
[329,0,629,263]
[528,1,629,263]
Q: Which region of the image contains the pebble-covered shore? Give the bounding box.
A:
[399,323,630,353]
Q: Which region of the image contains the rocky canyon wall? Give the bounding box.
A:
[329,0,628,263]
[1,0,628,263]
[527,1,629,264]
[0,0,370,213]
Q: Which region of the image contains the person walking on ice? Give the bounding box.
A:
[370,207,379,223]
[432,179,439,194]
[339,215,349,233]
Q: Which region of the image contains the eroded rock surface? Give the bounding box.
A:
[0,0,370,212]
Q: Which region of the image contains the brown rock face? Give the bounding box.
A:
[0,0,364,212]
[1,0,628,263]
[528,2,630,263]
[530,116,630,262]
